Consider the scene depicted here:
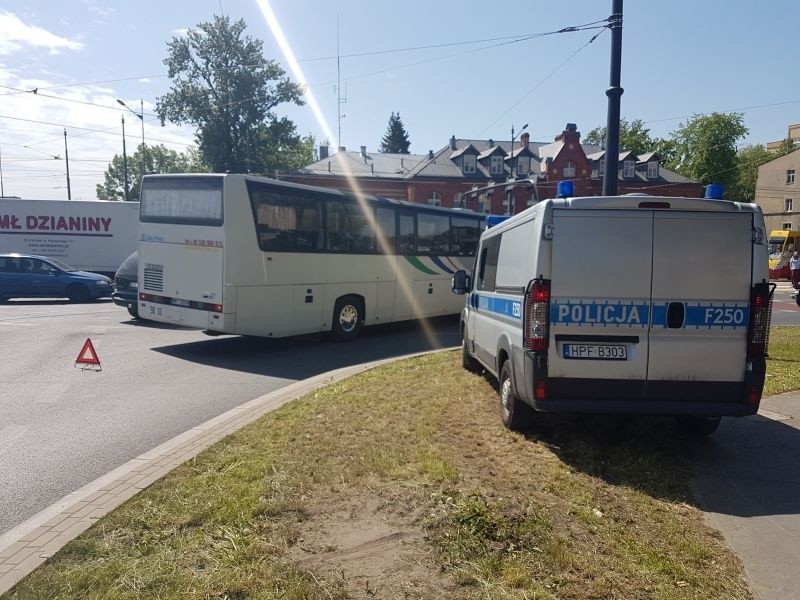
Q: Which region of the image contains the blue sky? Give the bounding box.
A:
[1,0,798,200]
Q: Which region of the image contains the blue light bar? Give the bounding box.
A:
[485,215,510,228]
[704,183,724,200]
[557,180,574,198]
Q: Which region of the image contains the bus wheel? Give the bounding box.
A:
[676,416,722,437]
[332,296,363,341]
[499,360,533,432]
[127,305,140,319]
[462,329,481,373]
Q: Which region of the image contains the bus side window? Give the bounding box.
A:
[399,214,415,254]
[418,213,450,255]
[451,216,480,256]
[376,207,396,254]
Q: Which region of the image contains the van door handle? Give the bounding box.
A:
[666,302,685,329]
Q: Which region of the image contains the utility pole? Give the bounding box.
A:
[63,129,72,200]
[140,99,146,175]
[121,115,130,202]
[335,14,347,148]
[602,0,624,196]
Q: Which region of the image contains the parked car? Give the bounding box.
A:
[0,253,112,302]
[112,251,139,318]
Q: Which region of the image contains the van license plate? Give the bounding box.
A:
[563,344,627,360]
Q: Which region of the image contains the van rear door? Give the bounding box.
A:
[646,212,752,402]
[548,210,652,400]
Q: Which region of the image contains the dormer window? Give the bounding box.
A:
[647,161,659,179]
[563,161,576,179]
[623,159,635,177]
[516,156,529,176]
[490,155,503,175]
[463,154,476,174]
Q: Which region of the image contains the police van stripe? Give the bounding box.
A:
[474,294,522,321]
[651,302,750,329]
[550,300,649,328]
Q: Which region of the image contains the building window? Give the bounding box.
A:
[516,156,529,176]
[463,154,476,174]
[563,161,576,179]
[783,222,793,230]
[647,161,659,179]
[490,155,503,175]
[787,170,796,184]
[427,191,441,207]
[623,160,635,177]
[599,159,605,176]
[453,192,463,208]
[786,198,794,212]
[479,193,491,213]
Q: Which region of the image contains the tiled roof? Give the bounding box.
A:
[293,150,430,179]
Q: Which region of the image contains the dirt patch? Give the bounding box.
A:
[291,492,461,599]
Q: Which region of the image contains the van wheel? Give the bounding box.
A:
[331,296,363,341]
[66,284,90,303]
[499,360,534,432]
[461,329,481,373]
[677,416,722,437]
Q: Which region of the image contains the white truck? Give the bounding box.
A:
[452,187,773,436]
[0,199,139,276]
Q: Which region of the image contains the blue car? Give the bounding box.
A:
[0,253,112,302]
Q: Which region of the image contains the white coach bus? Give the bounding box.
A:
[137,174,484,339]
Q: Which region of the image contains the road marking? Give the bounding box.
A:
[0,322,37,327]
[0,425,29,455]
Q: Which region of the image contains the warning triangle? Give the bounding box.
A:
[75,338,101,366]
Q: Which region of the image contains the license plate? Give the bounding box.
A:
[563,344,627,360]
[171,298,190,307]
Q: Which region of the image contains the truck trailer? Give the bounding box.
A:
[0,199,139,277]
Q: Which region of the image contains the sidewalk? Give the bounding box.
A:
[690,390,800,600]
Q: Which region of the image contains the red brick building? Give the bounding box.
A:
[283,123,703,215]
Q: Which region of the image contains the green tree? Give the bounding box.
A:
[156,16,306,174]
[667,112,748,190]
[96,144,207,201]
[584,118,655,156]
[379,112,411,154]
[728,144,775,202]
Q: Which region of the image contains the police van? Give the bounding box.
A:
[451,184,773,436]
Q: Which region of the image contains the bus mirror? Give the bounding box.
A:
[452,270,469,295]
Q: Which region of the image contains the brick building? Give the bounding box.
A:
[284,123,703,214]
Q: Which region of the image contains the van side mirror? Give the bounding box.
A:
[451,269,470,295]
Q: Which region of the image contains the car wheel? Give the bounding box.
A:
[127,304,140,319]
[499,359,534,432]
[676,416,722,437]
[331,295,363,341]
[66,284,90,303]
[461,328,481,373]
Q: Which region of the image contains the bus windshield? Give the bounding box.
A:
[768,237,787,259]
[140,176,224,225]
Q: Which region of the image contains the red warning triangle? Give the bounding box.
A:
[75,338,101,365]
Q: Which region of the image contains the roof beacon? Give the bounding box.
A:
[486,215,510,229]
[704,183,724,200]
[557,180,574,198]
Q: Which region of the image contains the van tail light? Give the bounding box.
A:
[746,282,775,360]
[523,279,551,353]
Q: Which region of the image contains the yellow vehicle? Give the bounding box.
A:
[768,230,798,279]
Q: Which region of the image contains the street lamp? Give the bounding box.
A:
[117,99,146,176]
[508,123,528,215]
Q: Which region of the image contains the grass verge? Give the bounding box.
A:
[18,335,800,599]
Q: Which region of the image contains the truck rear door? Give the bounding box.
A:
[646,212,752,402]
[548,210,652,401]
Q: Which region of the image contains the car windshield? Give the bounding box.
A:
[43,258,77,272]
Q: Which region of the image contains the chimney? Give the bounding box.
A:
[319,145,329,160]
[488,138,494,148]
[449,135,457,150]
[360,145,367,158]
[428,149,434,160]
[520,132,530,147]
[555,123,580,142]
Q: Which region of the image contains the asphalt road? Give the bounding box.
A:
[771,280,800,325]
[0,299,460,535]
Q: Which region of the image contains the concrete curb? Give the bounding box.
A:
[0,348,453,594]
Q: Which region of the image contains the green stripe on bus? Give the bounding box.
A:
[404,255,438,275]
